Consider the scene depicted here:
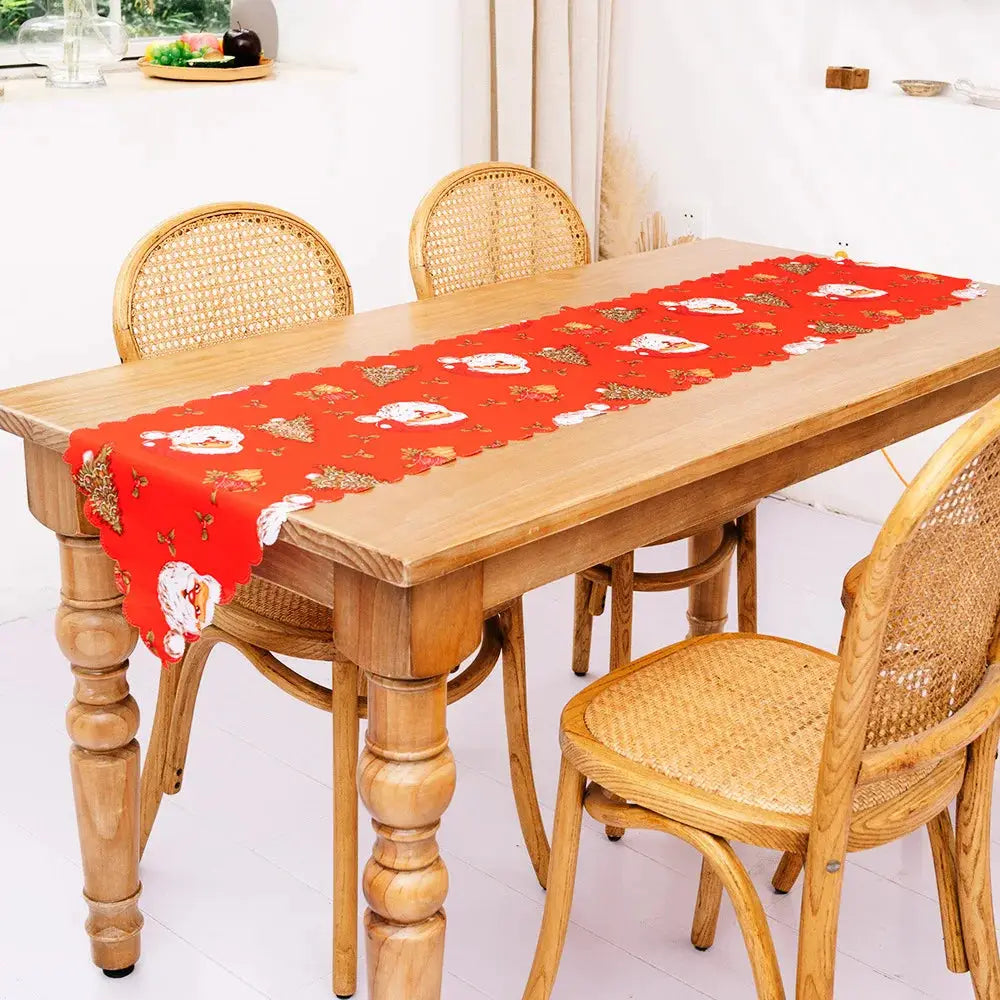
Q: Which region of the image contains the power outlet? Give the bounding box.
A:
[667,203,710,241]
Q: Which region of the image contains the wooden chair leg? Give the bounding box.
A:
[333,659,360,999]
[521,760,586,1000]
[956,723,1000,999]
[796,835,849,997]
[139,655,182,857]
[604,552,634,841]
[160,628,221,798]
[588,580,607,616]
[499,599,551,889]
[772,852,804,895]
[689,831,784,999]
[139,629,220,856]
[571,575,596,677]
[927,809,968,974]
[736,508,757,633]
[690,857,724,950]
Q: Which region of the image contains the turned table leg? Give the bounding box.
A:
[360,672,454,999]
[335,564,483,1000]
[687,526,733,637]
[57,534,143,975]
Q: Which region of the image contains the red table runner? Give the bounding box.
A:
[65,255,983,662]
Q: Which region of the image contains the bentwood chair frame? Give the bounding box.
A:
[768,556,876,896]
[113,202,548,999]
[409,162,758,836]
[523,395,1000,999]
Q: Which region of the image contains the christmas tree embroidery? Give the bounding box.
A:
[778,260,818,276]
[306,466,382,492]
[742,291,790,308]
[598,382,669,402]
[811,321,871,336]
[596,306,644,323]
[536,345,589,366]
[253,415,316,443]
[74,444,123,534]
[295,384,358,402]
[361,364,418,387]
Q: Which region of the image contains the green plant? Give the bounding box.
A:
[0,0,42,42]
[115,0,228,36]
[0,0,228,44]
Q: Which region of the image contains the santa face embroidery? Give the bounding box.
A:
[256,493,315,548]
[953,283,987,300]
[659,297,743,315]
[808,283,886,299]
[355,402,467,429]
[615,333,709,356]
[141,426,244,455]
[437,352,530,375]
[157,561,222,661]
[783,336,827,356]
[552,402,611,427]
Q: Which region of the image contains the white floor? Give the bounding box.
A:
[0,497,992,999]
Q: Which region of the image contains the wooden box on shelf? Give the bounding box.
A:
[826,66,870,90]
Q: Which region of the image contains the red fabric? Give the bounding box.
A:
[64,255,981,662]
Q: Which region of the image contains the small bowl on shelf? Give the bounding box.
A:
[894,79,950,97]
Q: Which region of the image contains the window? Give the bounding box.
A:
[1,0,230,67]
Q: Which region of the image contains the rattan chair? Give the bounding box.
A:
[115,203,548,1000]
[410,162,758,835]
[768,555,871,896]
[522,395,1000,999]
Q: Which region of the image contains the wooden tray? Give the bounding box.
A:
[138,57,273,82]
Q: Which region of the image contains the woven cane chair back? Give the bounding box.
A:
[409,162,590,300]
[113,202,353,361]
[840,397,1000,775]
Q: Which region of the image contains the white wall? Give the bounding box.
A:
[0,1,463,618]
[608,0,1000,521]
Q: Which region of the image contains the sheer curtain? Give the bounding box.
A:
[460,0,614,248]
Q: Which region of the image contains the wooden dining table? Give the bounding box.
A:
[2,237,1000,998]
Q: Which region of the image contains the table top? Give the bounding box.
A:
[2,238,999,586]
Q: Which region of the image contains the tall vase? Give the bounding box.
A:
[18,0,128,88]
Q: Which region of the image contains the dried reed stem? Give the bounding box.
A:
[599,127,651,259]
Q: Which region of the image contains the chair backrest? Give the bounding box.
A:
[827,395,1000,799]
[408,162,590,300]
[113,202,354,362]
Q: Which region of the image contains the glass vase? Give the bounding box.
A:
[18,0,129,88]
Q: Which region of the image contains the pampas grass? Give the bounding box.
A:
[600,121,703,257]
[599,128,651,259]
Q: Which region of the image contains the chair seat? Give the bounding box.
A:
[214,576,336,660]
[564,634,963,849]
[234,576,333,631]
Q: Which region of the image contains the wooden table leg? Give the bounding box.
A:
[360,672,453,998]
[335,565,484,1000]
[687,526,733,637]
[58,534,143,975]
